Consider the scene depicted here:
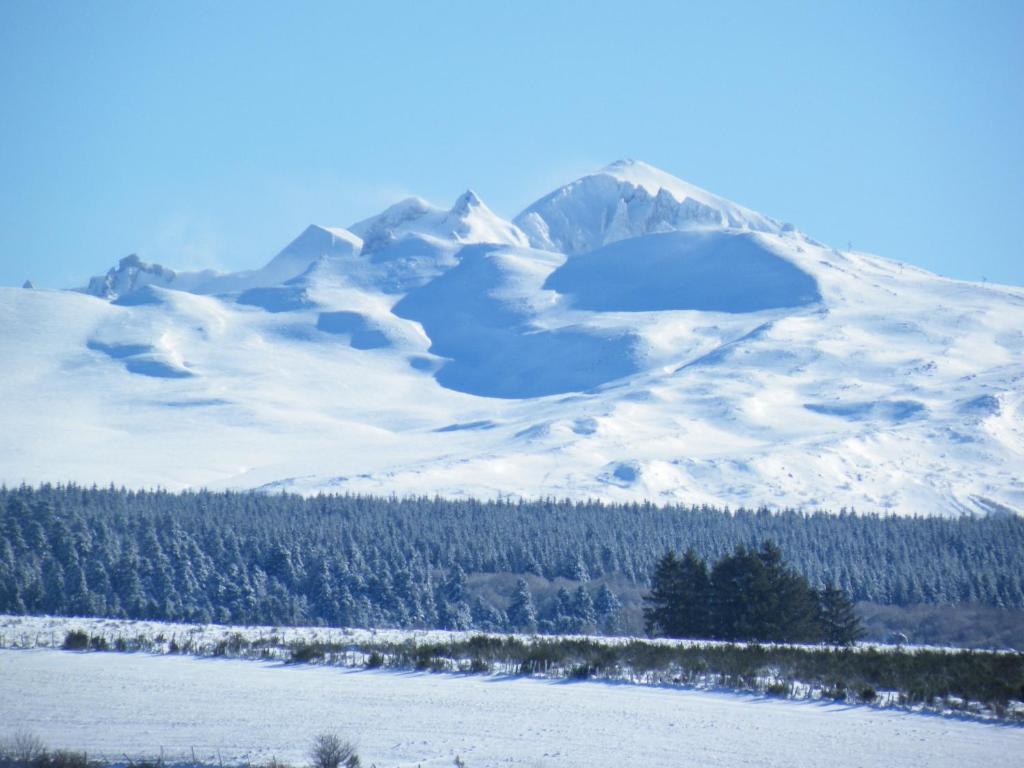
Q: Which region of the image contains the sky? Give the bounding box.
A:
[1,0,1022,288]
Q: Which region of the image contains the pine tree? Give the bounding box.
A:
[553,587,578,634]
[437,566,471,630]
[756,541,821,643]
[676,549,712,637]
[709,542,823,642]
[643,549,711,638]
[470,596,506,632]
[572,586,597,634]
[818,582,864,645]
[506,578,537,633]
[643,551,683,637]
[594,584,622,635]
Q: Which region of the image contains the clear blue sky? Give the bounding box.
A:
[1,0,1022,288]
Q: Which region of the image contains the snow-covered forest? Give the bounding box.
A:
[2,485,1022,637]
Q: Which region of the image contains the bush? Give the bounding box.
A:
[62,631,89,651]
[89,635,108,652]
[469,657,491,674]
[859,685,878,703]
[290,643,325,664]
[1,731,46,764]
[413,648,434,671]
[764,682,790,697]
[568,664,592,680]
[42,750,89,768]
[365,651,384,669]
[309,733,360,768]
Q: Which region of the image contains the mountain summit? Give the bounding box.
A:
[3,161,1022,515]
[515,160,780,254]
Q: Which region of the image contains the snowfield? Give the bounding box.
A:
[2,648,1021,768]
[2,160,1023,515]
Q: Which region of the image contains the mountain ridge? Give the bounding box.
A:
[3,161,1022,516]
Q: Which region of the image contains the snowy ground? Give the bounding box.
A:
[0,613,972,659]
[1,648,1020,768]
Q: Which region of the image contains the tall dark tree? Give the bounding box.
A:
[818,582,864,645]
[755,541,821,643]
[643,551,683,637]
[644,549,711,638]
[709,542,822,642]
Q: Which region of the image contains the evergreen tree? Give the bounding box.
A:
[437,565,472,630]
[507,578,537,633]
[708,542,824,642]
[643,551,683,637]
[676,549,712,637]
[644,549,711,638]
[470,596,506,632]
[594,584,622,635]
[572,585,597,634]
[710,544,765,641]
[818,582,864,645]
[755,541,821,642]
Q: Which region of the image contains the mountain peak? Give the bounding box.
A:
[601,158,652,172]
[451,189,483,214]
[514,160,781,254]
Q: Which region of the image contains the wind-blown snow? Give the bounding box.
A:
[2,650,1020,768]
[3,161,1023,515]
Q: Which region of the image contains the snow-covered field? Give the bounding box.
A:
[5,614,1022,727]
[2,160,1023,515]
[2,648,1020,768]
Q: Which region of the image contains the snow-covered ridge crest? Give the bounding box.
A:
[351,190,528,253]
[515,159,781,254]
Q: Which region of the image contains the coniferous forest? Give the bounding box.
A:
[1,484,1023,639]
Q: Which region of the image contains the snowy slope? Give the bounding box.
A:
[2,161,1023,515]
[3,649,1021,767]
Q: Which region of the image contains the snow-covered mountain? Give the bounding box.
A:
[3,160,1022,515]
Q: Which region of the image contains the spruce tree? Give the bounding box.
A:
[643,551,684,637]
[572,585,597,633]
[507,578,537,633]
[676,549,712,638]
[594,584,622,635]
[818,582,864,645]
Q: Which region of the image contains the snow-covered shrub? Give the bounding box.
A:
[309,734,359,768]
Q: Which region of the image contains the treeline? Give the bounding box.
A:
[644,543,862,644]
[1,484,1022,633]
